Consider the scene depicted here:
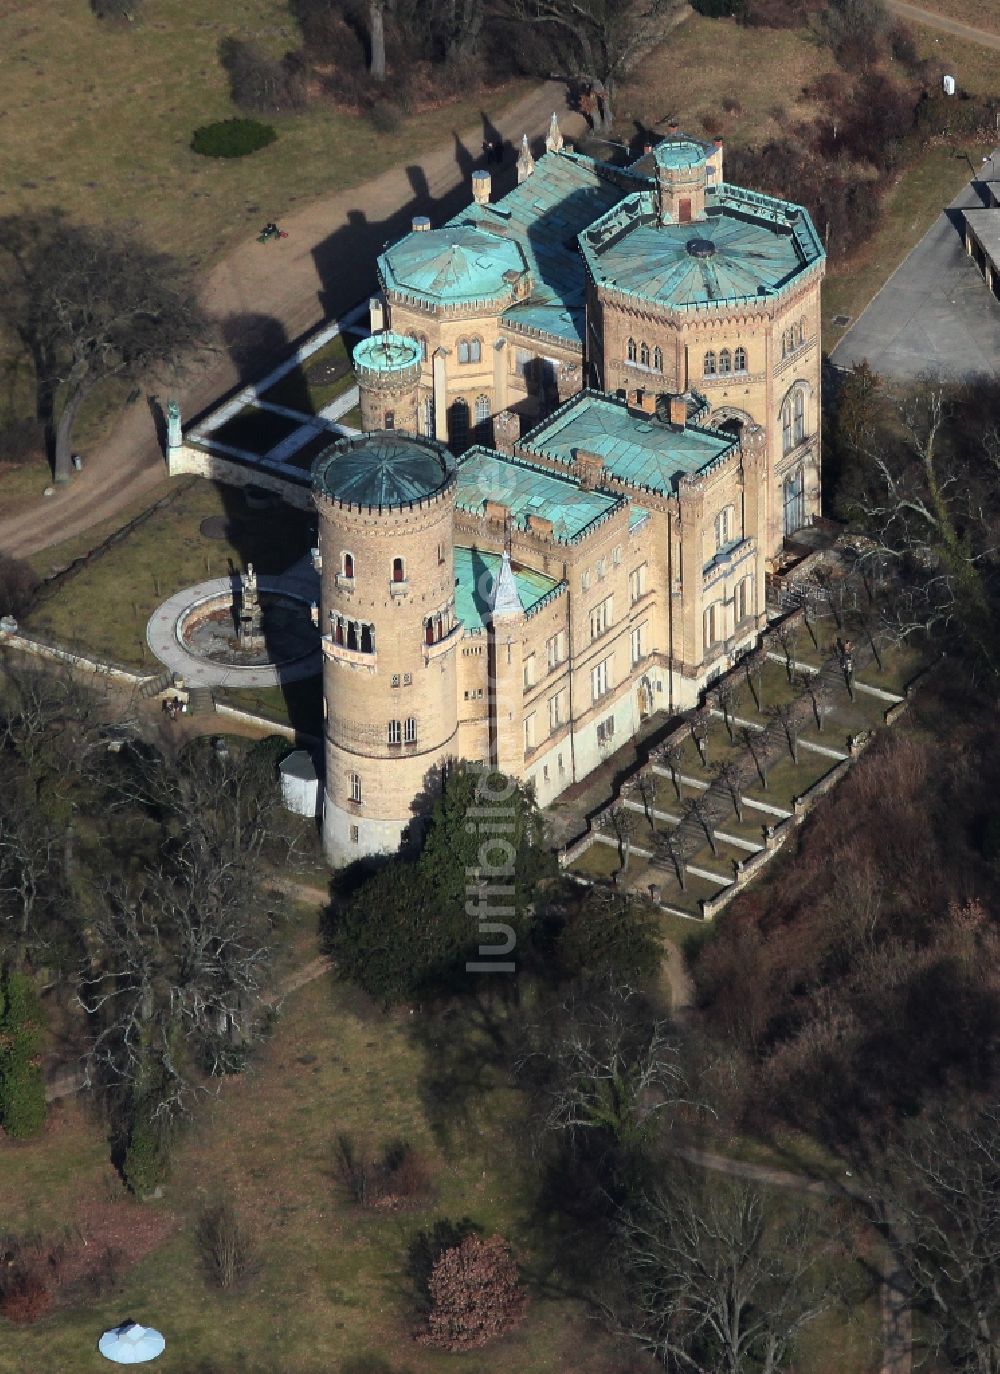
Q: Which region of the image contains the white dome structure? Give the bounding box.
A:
[98,1321,166,1364]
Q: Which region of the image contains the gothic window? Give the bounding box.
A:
[736,575,754,623]
[334,618,344,645]
[468,337,482,363]
[388,719,401,746]
[783,469,805,535]
[734,346,747,372]
[714,505,733,550]
[457,338,470,364]
[349,772,362,803]
[719,348,732,374]
[404,717,417,744]
[703,350,716,376]
[392,556,405,583]
[793,389,805,444]
[342,551,354,579]
[627,337,637,362]
[653,345,663,372]
[346,622,358,651]
[448,398,470,451]
[360,623,374,653]
[704,601,721,648]
[474,393,491,444]
[425,617,434,645]
[782,401,793,454]
[639,341,650,367]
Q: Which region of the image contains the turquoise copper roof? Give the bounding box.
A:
[654,139,707,171]
[581,185,824,310]
[353,332,421,374]
[454,547,561,632]
[378,224,528,309]
[456,446,623,543]
[520,390,737,496]
[312,432,454,509]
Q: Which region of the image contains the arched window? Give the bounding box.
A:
[360,623,374,653]
[448,398,470,451]
[719,348,731,374]
[783,469,805,535]
[653,345,663,372]
[703,350,716,376]
[782,401,792,454]
[457,339,470,364]
[639,341,650,367]
[474,394,490,425]
[736,575,754,623]
[627,337,637,362]
[734,346,747,372]
[392,556,405,583]
[425,618,434,645]
[714,505,733,549]
[346,622,358,651]
[342,551,354,579]
[704,602,720,649]
[468,337,482,363]
[334,617,344,645]
[388,719,401,746]
[793,389,805,444]
[413,334,428,361]
[404,717,417,744]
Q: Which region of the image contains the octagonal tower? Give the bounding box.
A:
[312,432,461,865]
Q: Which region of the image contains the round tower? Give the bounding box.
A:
[353,331,422,433]
[312,431,460,865]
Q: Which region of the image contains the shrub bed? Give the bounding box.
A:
[191,119,277,160]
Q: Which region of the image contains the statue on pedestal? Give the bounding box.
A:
[238,563,264,651]
[167,399,182,449]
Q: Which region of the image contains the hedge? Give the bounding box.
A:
[191,118,277,159]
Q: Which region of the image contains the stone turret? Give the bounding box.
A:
[545,112,564,154]
[516,134,535,184]
[486,550,525,775]
[653,138,709,225]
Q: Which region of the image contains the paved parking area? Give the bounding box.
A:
[831,170,1000,381]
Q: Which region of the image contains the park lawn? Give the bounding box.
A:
[741,749,836,811]
[259,334,357,415]
[569,835,623,879]
[0,0,530,269]
[216,678,324,739]
[2,974,609,1374]
[337,403,364,429]
[617,11,839,154]
[646,863,729,916]
[23,477,314,667]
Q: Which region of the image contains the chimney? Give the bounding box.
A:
[471,169,491,205]
[527,514,554,538]
[669,395,687,428]
[667,120,679,135]
[369,297,385,333]
[574,450,604,489]
[411,215,431,232]
[638,390,656,415]
[516,133,535,183]
[483,499,510,524]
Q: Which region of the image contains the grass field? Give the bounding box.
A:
[24,478,314,667]
[911,0,1000,35]
[0,0,528,269]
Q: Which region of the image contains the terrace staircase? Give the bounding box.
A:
[186,686,216,717]
[135,669,174,700]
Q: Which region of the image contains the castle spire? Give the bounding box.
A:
[516,134,535,184]
[488,549,523,620]
[545,112,564,154]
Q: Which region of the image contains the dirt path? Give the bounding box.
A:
[0,81,583,560]
[887,0,1000,46]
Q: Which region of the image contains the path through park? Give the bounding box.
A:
[0,81,584,561]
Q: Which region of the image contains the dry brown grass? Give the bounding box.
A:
[617,11,840,154]
[907,0,1000,36]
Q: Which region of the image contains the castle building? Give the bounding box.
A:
[314,127,825,864]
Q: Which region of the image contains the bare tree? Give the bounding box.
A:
[492,0,679,134]
[658,829,687,891]
[521,985,693,1149]
[716,761,745,824]
[879,1104,1000,1374]
[0,213,213,481]
[0,797,63,970]
[610,801,638,877]
[688,709,710,768]
[739,725,770,790]
[686,795,718,859]
[743,647,767,712]
[774,617,799,682]
[795,669,828,732]
[657,739,685,801]
[637,767,661,835]
[769,702,800,765]
[714,677,741,742]
[610,1174,834,1373]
